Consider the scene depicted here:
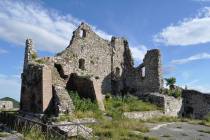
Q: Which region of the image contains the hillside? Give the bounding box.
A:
[0,97,20,108]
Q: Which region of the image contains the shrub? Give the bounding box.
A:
[68,91,99,112]
[167,88,182,98]
[35,59,45,64]
[31,52,37,60]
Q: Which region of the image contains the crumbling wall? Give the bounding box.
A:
[182,90,210,119]
[125,49,163,96]
[111,37,127,95]
[56,23,112,94]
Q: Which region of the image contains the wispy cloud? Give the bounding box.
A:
[0,48,8,54]
[184,79,210,93]
[0,0,147,64]
[154,7,210,46]
[163,65,176,75]
[0,1,111,53]
[193,0,210,2]
[130,45,147,62]
[171,52,210,64]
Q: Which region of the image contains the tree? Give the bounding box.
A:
[165,77,176,90]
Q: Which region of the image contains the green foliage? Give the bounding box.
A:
[31,52,37,60]
[68,91,99,112]
[0,97,19,108]
[91,119,157,140]
[35,59,45,64]
[198,129,210,134]
[165,77,176,89]
[67,92,161,139]
[0,132,9,137]
[23,128,46,140]
[163,88,182,98]
[105,95,161,119]
[147,116,180,123]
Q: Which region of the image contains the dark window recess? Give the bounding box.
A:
[79,59,85,70]
[115,67,120,77]
[54,63,68,79]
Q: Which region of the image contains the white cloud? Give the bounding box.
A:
[171,52,210,64]
[183,80,210,93]
[0,74,21,100]
[154,7,210,46]
[0,48,8,54]
[193,0,210,2]
[163,65,176,75]
[0,1,111,53]
[130,45,147,62]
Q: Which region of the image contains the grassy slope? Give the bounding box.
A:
[66,91,160,140]
[0,97,20,108]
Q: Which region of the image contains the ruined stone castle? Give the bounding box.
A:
[20,23,163,115]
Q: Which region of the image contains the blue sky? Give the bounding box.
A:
[0,0,210,100]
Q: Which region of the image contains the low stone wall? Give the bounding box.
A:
[146,93,183,117]
[123,110,164,120]
[164,95,183,116]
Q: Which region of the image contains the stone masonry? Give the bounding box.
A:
[20,22,163,115]
[182,90,210,119]
[0,101,13,110]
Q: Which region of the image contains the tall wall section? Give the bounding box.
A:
[56,23,112,94]
[20,64,52,113]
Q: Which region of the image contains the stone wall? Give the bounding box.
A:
[146,93,183,117]
[182,90,210,119]
[0,101,13,110]
[136,49,163,95]
[20,64,52,113]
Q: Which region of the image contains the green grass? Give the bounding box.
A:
[198,129,210,134]
[67,91,160,139]
[0,132,9,137]
[23,128,46,140]
[105,95,161,119]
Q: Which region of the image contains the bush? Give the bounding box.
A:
[31,52,37,60]
[35,59,45,64]
[168,88,182,98]
[68,91,99,112]
[161,88,182,98]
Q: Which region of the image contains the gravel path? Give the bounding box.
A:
[145,122,210,140]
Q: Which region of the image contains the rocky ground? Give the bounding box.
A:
[145,122,210,140]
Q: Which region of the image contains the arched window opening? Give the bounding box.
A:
[141,67,145,78]
[79,29,86,38]
[115,67,120,77]
[79,59,85,70]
